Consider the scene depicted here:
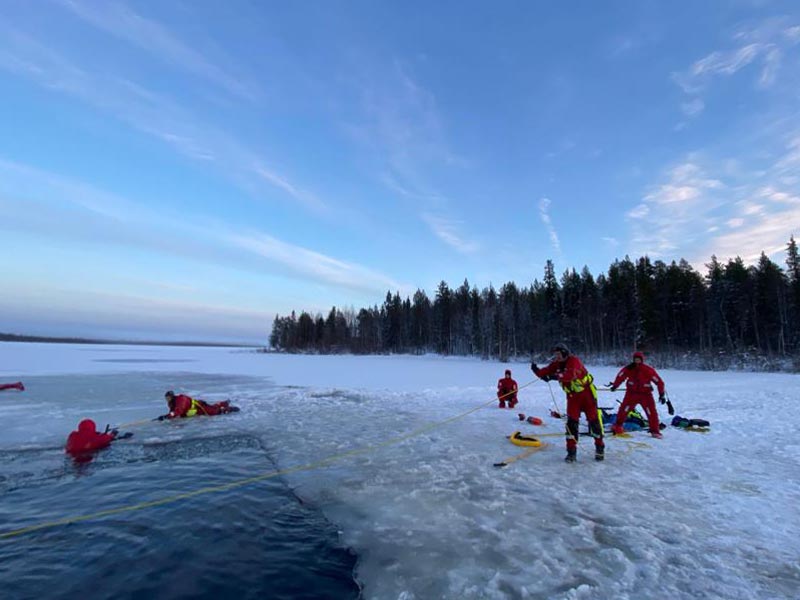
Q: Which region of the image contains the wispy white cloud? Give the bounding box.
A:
[627,161,727,258]
[0,159,401,296]
[775,136,800,171]
[681,98,705,117]
[0,23,323,213]
[757,186,800,203]
[690,43,763,78]
[631,134,800,266]
[421,213,479,254]
[673,19,800,117]
[608,36,637,58]
[253,166,327,213]
[759,48,782,87]
[785,26,800,42]
[0,157,145,220]
[228,231,405,294]
[602,236,619,247]
[740,201,764,215]
[349,60,476,254]
[356,59,455,170]
[55,0,259,100]
[642,163,723,205]
[627,204,650,219]
[701,206,800,263]
[538,197,562,256]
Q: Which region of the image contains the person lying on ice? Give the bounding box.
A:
[531,343,604,463]
[599,407,662,432]
[497,369,519,409]
[65,418,132,460]
[158,390,240,420]
[607,351,666,439]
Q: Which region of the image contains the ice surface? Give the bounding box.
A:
[2,342,799,599]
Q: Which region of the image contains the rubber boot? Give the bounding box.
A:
[498,400,506,409]
[565,448,577,463]
[595,446,605,462]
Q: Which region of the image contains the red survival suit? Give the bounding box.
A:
[165,394,234,419]
[533,354,604,456]
[65,419,116,457]
[0,382,24,391]
[497,371,518,408]
[610,351,665,436]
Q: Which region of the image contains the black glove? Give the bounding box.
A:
[666,399,675,416]
[530,361,538,372]
[118,432,134,440]
[658,394,666,405]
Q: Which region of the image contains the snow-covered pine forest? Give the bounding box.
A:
[270,238,800,370]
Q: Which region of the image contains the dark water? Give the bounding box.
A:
[0,373,360,600]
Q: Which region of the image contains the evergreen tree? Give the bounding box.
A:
[432,281,452,354]
[786,236,800,351]
[753,253,788,355]
[579,266,600,353]
[268,237,800,365]
[605,257,637,351]
[410,289,432,352]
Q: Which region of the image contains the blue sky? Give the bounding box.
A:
[1,0,799,343]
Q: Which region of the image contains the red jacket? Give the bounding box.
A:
[611,362,665,397]
[497,376,518,399]
[167,394,203,418]
[534,355,594,399]
[65,419,116,456]
[166,395,230,418]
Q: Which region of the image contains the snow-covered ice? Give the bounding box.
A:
[1,342,799,599]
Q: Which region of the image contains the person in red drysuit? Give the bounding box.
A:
[0,382,24,391]
[158,390,239,420]
[497,369,518,409]
[608,351,666,438]
[65,419,118,460]
[531,343,604,462]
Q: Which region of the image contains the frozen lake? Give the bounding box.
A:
[1,342,799,599]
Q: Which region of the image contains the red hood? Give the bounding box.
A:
[78,419,97,433]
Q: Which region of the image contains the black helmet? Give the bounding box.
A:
[165,390,175,398]
[551,343,570,358]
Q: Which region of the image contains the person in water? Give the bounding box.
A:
[158,390,240,420]
[0,381,24,391]
[65,418,132,460]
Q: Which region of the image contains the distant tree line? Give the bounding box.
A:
[269,236,800,368]
[0,333,246,348]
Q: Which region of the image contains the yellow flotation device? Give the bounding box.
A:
[509,431,543,447]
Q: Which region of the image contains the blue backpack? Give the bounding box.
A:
[671,415,710,428]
